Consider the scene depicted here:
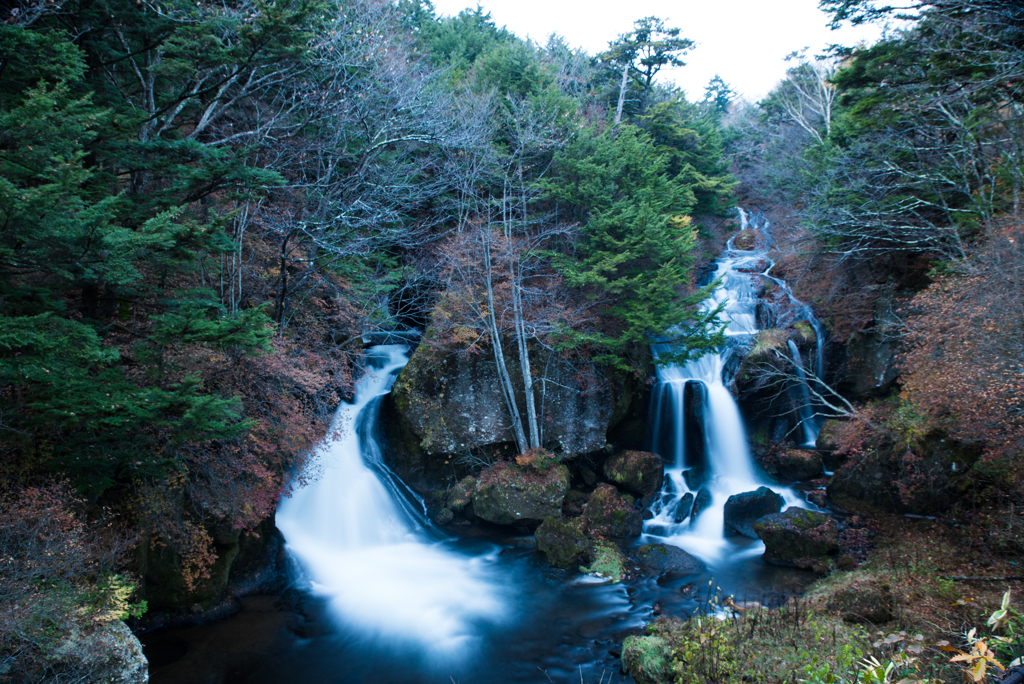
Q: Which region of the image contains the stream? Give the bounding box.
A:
[142,208,824,683]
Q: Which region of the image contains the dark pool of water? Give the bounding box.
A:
[142,531,815,684]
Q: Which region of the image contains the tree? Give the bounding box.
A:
[599,16,694,124]
[545,125,723,368]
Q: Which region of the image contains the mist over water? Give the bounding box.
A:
[275,345,508,662]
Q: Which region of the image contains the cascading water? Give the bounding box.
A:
[643,208,813,565]
[275,345,507,661]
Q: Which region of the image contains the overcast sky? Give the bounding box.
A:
[429,0,885,102]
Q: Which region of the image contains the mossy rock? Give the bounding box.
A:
[636,543,703,576]
[814,573,894,624]
[723,487,784,538]
[580,541,626,582]
[535,516,590,570]
[471,461,569,527]
[445,475,476,514]
[581,484,643,538]
[621,634,673,684]
[753,507,839,573]
[602,450,665,497]
[776,449,823,481]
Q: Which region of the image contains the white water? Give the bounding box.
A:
[643,208,807,566]
[276,345,507,661]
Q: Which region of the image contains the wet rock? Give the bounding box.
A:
[823,575,894,624]
[672,492,695,523]
[535,516,590,570]
[581,484,643,538]
[806,490,828,508]
[433,507,454,525]
[690,487,713,521]
[602,451,665,497]
[754,507,839,573]
[579,466,597,487]
[581,541,627,582]
[776,449,823,481]
[683,382,708,478]
[471,461,569,527]
[635,544,703,576]
[723,487,784,538]
[445,475,476,514]
[47,620,148,684]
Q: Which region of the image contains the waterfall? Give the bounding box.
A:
[643,209,807,565]
[787,339,820,448]
[276,345,506,659]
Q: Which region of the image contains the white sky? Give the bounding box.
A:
[429,0,885,101]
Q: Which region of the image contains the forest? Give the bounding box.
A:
[0,0,1022,681]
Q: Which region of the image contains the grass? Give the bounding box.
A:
[620,511,1024,683]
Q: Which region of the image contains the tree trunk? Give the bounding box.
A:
[614,62,629,126]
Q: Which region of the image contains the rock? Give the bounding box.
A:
[535,516,590,570]
[671,492,695,523]
[753,507,839,573]
[579,466,597,487]
[433,507,454,525]
[471,461,569,527]
[445,475,476,514]
[815,419,842,452]
[776,449,823,481]
[622,634,673,684]
[635,544,703,576]
[602,451,665,497]
[582,484,643,538]
[723,487,784,538]
[387,340,637,491]
[806,490,828,508]
[580,541,627,582]
[683,382,708,479]
[690,487,713,521]
[824,576,894,624]
[843,294,901,397]
[47,620,148,684]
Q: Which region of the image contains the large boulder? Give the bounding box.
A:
[602,451,665,497]
[386,340,647,492]
[635,543,704,576]
[828,430,981,515]
[723,487,784,538]
[46,620,148,684]
[535,516,590,569]
[776,449,823,481]
[581,484,643,538]
[471,461,569,527]
[753,507,839,573]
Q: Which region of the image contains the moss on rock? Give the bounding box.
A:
[753,507,839,573]
[602,450,665,497]
[621,634,673,684]
[580,541,626,582]
[581,484,643,538]
[535,516,590,570]
[471,461,569,527]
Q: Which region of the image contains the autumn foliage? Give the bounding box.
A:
[901,223,1024,487]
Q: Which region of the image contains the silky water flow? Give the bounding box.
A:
[275,345,508,662]
[643,208,818,566]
